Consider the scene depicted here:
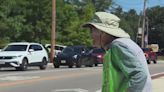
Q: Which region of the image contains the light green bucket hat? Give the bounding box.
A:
[83,12,130,38]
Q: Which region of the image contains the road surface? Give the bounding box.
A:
[0,60,163,92]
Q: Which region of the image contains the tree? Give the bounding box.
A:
[0,0,51,44]
[56,0,95,46]
[146,6,164,48]
[111,6,139,41]
[0,0,113,47]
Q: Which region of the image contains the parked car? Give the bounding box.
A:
[156,49,164,56]
[142,48,157,64]
[53,45,88,68]
[80,48,105,66]
[0,42,48,71]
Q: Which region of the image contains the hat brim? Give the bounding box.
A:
[83,23,130,38]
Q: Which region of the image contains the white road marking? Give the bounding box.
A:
[0,67,102,77]
[151,72,164,77]
[53,88,88,92]
[0,76,40,81]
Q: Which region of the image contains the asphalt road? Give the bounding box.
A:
[0,60,163,92]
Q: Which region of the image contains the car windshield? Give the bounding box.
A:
[92,48,105,53]
[46,45,65,50]
[62,47,73,53]
[3,45,28,51]
[142,48,151,52]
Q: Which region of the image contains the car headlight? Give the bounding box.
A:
[12,55,22,59]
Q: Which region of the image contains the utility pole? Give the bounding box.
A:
[145,17,149,47]
[141,0,147,48]
[50,0,56,63]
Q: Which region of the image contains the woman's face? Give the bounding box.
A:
[90,27,114,48]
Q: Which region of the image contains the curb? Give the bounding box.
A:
[151,72,164,79]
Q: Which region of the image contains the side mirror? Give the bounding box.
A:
[29,49,34,52]
[82,51,85,53]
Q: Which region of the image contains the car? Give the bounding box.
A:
[157,49,164,56]
[80,48,105,66]
[142,48,157,64]
[53,45,88,68]
[0,42,48,71]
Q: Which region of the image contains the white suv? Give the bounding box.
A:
[0,42,48,71]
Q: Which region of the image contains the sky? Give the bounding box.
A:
[114,0,164,13]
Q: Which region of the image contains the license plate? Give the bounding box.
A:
[0,61,5,64]
[61,60,66,63]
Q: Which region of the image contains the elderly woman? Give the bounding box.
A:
[83,12,152,92]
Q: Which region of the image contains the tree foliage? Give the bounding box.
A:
[146,6,164,48]
[0,0,164,49]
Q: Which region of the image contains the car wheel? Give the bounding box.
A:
[76,58,82,68]
[68,65,73,68]
[16,58,28,71]
[67,59,73,68]
[88,64,93,67]
[53,58,60,68]
[39,58,47,70]
[95,64,98,66]
[147,60,150,64]
[88,58,94,67]
[153,60,157,64]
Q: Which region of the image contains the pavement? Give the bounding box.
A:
[48,63,164,92]
[152,73,164,92]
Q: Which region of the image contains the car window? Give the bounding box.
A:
[29,45,43,51]
[3,45,27,51]
[47,45,65,50]
[55,46,60,50]
[59,47,64,51]
[47,45,51,48]
[74,47,85,53]
[62,47,73,53]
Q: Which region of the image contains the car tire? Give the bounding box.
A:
[68,65,73,68]
[39,58,47,70]
[67,59,73,68]
[76,58,82,68]
[95,64,98,66]
[16,58,28,71]
[153,60,157,64]
[89,58,94,67]
[147,60,150,64]
[53,58,60,68]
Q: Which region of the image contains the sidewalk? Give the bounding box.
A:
[152,76,164,92]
